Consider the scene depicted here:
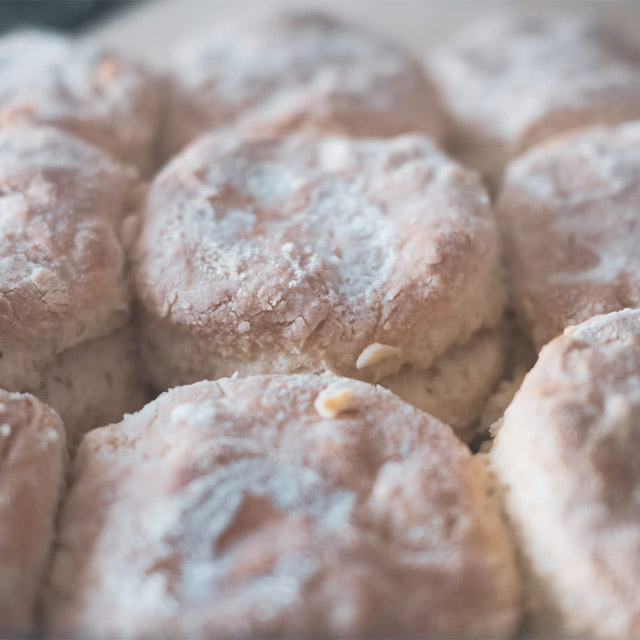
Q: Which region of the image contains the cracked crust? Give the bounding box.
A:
[161,10,446,160]
[497,121,640,348]
[0,127,139,392]
[134,132,505,390]
[0,389,67,634]
[491,309,640,637]
[0,29,163,174]
[45,374,520,638]
[429,14,640,188]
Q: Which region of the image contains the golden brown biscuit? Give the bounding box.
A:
[161,11,447,160]
[492,309,640,637]
[133,132,506,434]
[497,121,640,349]
[0,29,163,174]
[0,126,145,443]
[429,14,640,189]
[45,374,521,638]
[0,390,67,634]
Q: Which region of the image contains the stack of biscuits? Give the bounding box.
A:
[1,8,640,638]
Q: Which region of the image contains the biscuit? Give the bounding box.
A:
[491,309,640,637]
[0,29,162,174]
[33,327,147,452]
[382,328,505,441]
[133,132,506,432]
[497,121,640,348]
[0,390,67,634]
[45,374,521,638]
[0,126,145,443]
[429,14,640,188]
[161,11,446,160]
[478,314,537,439]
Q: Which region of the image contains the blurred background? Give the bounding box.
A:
[0,0,135,33]
[1,0,639,59]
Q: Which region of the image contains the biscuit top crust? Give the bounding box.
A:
[430,14,640,152]
[0,126,137,389]
[507,309,640,514]
[0,29,161,172]
[47,374,520,638]
[163,11,446,157]
[492,309,640,635]
[0,389,64,447]
[134,132,501,378]
[0,389,66,632]
[498,121,640,348]
[0,389,65,488]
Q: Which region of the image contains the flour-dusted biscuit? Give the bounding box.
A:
[161,11,446,160]
[0,390,67,634]
[133,132,506,434]
[45,374,521,638]
[0,126,134,389]
[0,126,145,443]
[0,29,162,174]
[492,310,640,637]
[429,14,640,188]
[497,121,640,349]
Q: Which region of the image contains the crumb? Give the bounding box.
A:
[314,383,362,418]
[356,343,400,369]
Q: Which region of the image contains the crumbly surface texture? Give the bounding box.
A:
[428,14,640,187]
[29,327,147,452]
[0,126,138,391]
[134,132,505,390]
[45,374,521,638]
[0,29,163,173]
[498,121,640,349]
[381,328,506,441]
[0,390,67,634]
[161,11,446,160]
[491,309,640,637]
[478,313,538,441]
[479,369,527,437]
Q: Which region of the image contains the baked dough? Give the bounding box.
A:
[0,29,163,174]
[0,126,145,443]
[133,132,505,434]
[429,14,640,188]
[492,309,640,637]
[0,390,66,634]
[161,10,447,160]
[498,121,640,348]
[45,374,521,638]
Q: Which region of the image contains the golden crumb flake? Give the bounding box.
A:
[355,343,400,369]
[314,383,361,418]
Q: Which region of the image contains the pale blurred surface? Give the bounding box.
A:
[88,0,640,62]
